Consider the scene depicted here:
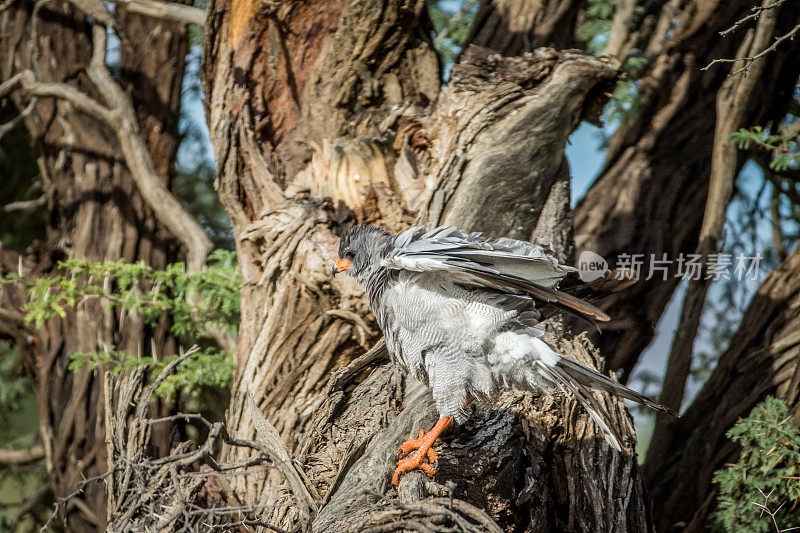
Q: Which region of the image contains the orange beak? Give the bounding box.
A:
[332,257,354,275]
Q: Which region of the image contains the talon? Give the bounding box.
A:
[393,450,437,485]
[391,417,453,486]
[396,428,427,460]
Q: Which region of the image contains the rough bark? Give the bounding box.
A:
[572,0,800,379]
[464,0,582,56]
[0,2,190,529]
[643,241,800,531]
[202,0,657,530]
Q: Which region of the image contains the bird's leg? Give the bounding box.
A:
[392,416,452,486]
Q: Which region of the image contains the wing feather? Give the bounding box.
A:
[383,225,610,322]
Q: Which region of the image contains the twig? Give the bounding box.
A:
[0,96,36,143]
[720,0,788,36]
[704,0,798,75]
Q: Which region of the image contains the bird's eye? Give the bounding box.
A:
[344,251,356,262]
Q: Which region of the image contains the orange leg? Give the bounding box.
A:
[392,416,453,486]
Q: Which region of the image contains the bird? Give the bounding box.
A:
[332,224,674,485]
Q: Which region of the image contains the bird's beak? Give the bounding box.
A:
[332,257,354,275]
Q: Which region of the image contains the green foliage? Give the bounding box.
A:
[731,125,800,172]
[712,397,800,532]
[69,346,234,399]
[21,249,239,337]
[5,250,240,402]
[577,0,613,55]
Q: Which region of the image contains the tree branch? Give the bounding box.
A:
[87,25,212,271]
[0,444,45,465]
[109,0,205,26]
[0,195,46,214]
[2,15,213,272]
[647,0,779,464]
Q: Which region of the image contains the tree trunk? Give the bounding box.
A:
[202,1,658,530]
[643,242,800,530]
[0,2,190,529]
[572,0,800,379]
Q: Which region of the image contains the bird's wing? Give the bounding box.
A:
[383,226,610,322]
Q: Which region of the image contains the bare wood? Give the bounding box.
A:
[0,195,46,214]
[464,0,582,55]
[87,26,212,272]
[0,444,45,465]
[572,0,800,381]
[0,30,212,273]
[0,1,194,528]
[201,0,656,523]
[109,0,205,26]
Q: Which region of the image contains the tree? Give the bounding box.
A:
[199,0,800,530]
[0,0,204,529]
[2,0,800,531]
[199,0,654,530]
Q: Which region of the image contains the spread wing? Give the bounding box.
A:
[382,226,610,322]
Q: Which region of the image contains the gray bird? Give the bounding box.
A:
[333,225,673,485]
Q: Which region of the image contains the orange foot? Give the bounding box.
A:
[392,417,452,486]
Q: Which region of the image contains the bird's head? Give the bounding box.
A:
[332,225,392,285]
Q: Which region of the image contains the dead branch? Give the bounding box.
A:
[0,195,46,214]
[109,0,205,26]
[0,20,212,272]
[245,394,315,532]
[0,95,36,143]
[704,0,798,74]
[0,444,45,465]
[75,345,320,531]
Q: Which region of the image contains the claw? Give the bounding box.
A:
[396,429,426,460]
[393,449,438,485]
[392,417,453,486]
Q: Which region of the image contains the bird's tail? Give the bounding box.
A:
[531,340,677,451]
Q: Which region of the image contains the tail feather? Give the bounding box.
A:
[537,361,624,451]
[555,356,678,417]
[529,340,678,451]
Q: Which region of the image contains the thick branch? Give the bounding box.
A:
[109,0,205,26]
[0,444,45,465]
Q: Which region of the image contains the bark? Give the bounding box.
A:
[0,2,191,529]
[572,0,800,379]
[643,242,800,531]
[202,0,657,530]
[464,0,582,56]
